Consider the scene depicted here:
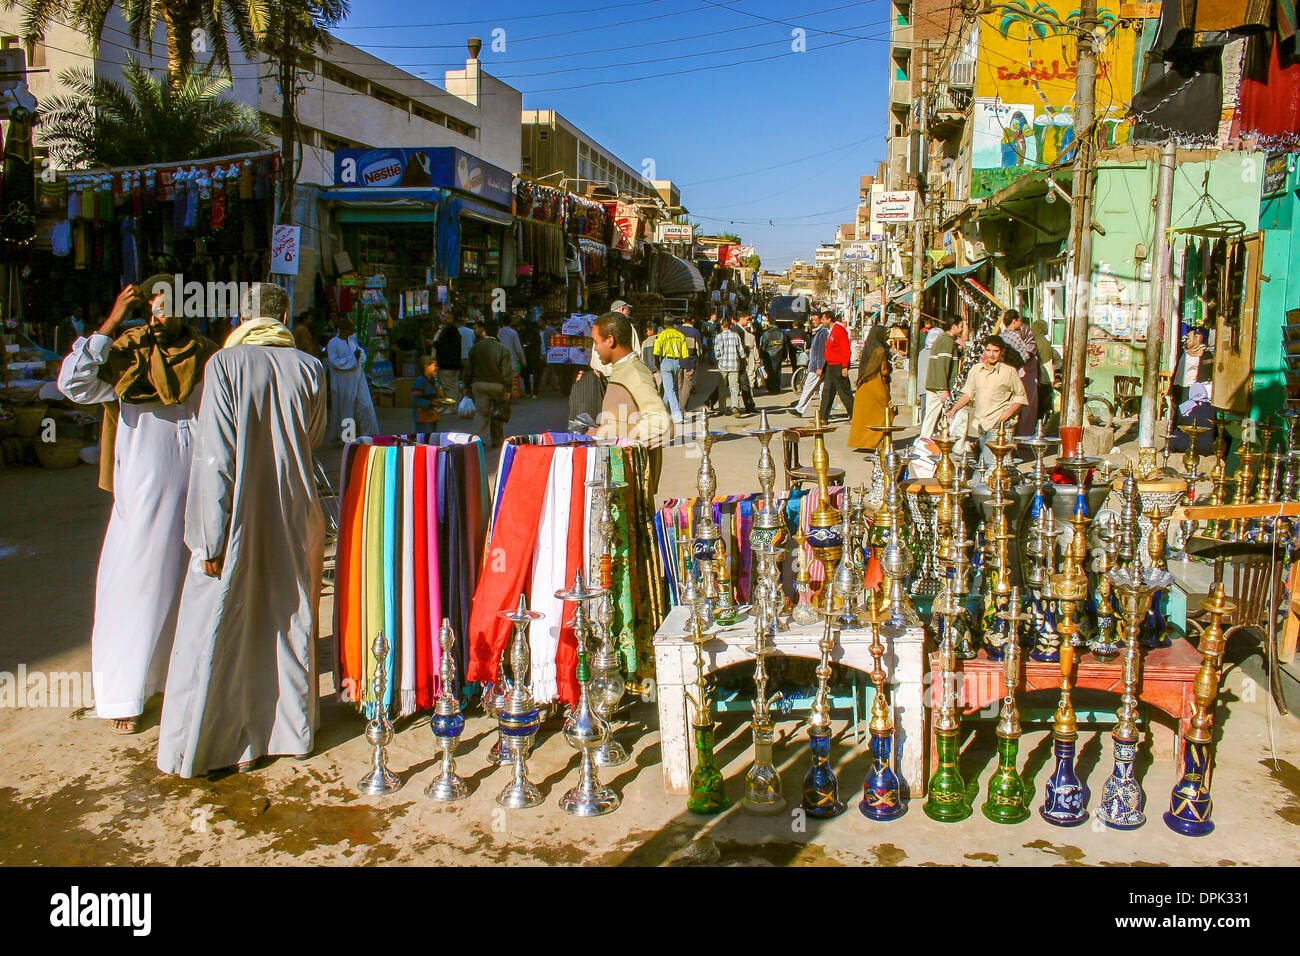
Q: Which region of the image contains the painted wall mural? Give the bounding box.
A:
[971,0,1139,197]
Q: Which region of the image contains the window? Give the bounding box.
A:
[323,65,367,93]
[412,102,446,125]
[446,115,475,137]
[371,85,404,109]
[322,132,366,152]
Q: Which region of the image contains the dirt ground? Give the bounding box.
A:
[1,376,1297,866]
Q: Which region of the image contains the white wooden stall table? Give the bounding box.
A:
[652,603,926,795]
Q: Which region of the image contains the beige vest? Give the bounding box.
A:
[601,355,673,444]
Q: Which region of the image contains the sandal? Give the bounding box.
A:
[107,716,141,735]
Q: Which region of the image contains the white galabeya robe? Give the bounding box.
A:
[58,334,202,720]
[325,334,378,442]
[157,345,326,777]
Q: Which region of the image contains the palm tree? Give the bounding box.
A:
[39,56,271,168]
[6,0,268,77]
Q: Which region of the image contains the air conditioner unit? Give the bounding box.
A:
[949,58,976,89]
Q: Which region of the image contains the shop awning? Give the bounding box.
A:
[325,186,442,223]
[458,199,514,227]
[655,254,705,295]
[923,257,988,291]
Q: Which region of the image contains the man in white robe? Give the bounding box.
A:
[325,317,378,442]
[57,279,218,735]
[157,283,327,777]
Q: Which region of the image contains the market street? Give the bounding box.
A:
[2,386,1297,866]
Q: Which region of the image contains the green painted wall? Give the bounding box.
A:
[1256,154,1300,424]
[1085,154,1264,404]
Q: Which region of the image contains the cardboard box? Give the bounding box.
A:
[392,376,416,407]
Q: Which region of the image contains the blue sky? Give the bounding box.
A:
[334,0,891,270]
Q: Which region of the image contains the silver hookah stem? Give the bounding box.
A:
[425,619,469,802]
[559,571,619,816]
[357,631,403,796]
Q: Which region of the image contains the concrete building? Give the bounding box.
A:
[521,109,671,201]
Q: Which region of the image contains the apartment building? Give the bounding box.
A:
[521,109,662,200]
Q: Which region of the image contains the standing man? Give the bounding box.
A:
[497,313,527,388]
[736,314,760,414]
[325,317,378,442]
[433,310,463,399]
[460,319,515,449]
[518,316,544,398]
[678,315,702,413]
[795,310,829,416]
[921,317,965,442]
[157,283,326,777]
[590,310,673,492]
[759,320,787,395]
[456,310,475,365]
[58,279,218,735]
[819,310,854,422]
[945,335,1027,467]
[713,316,745,417]
[652,316,689,425]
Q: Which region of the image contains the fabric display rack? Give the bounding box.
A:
[333,433,490,717]
[465,433,665,706]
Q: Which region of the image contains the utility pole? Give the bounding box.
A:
[908,41,930,407]
[277,16,298,227]
[1061,0,1098,441]
[1139,140,1176,449]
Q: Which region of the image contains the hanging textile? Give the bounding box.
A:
[469,434,665,704]
[333,432,488,718]
[1238,32,1300,146]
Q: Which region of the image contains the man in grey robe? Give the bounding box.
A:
[157,283,327,777]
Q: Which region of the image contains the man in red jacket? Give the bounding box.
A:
[818,311,854,421]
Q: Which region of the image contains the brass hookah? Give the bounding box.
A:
[790,526,821,626]
[982,586,1032,823]
[923,517,974,822]
[858,601,905,820]
[867,402,908,509]
[804,410,844,606]
[981,424,1018,662]
[556,571,620,817]
[1088,519,1123,662]
[1180,422,1211,497]
[1028,501,1065,662]
[1205,421,1233,539]
[742,539,786,815]
[747,409,789,624]
[1037,457,1096,827]
[587,450,630,767]
[1164,582,1236,835]
[800,570,848,818]
[1226,439,1259,542]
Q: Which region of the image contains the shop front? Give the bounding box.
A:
[323,147,515,376]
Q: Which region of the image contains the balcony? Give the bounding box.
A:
[891,79,913,112]
[927,83,972,138]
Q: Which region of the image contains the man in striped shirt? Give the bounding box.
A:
[713,317,746,418]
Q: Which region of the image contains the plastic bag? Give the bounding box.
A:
[457,396,476,419]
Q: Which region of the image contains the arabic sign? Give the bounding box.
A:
[270,225,300,275]
[975,0,1136,108]
[873,190,917,222]
[333,147,513,207]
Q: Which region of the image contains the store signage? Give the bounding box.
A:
[270,225,300,275]
[333,147,513,207]
[1263,151,1290,198]
[873,190,917,222]
[657,222,694,243]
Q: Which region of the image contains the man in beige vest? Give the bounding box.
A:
[590,311,673,493]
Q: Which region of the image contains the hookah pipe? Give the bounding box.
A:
[859,602,906,821]
[1164,581,1235,835]
[557,571,620,817]
[982,586,1033,823]
[683,571,731,816]
[495,595,545,810]
[425,619,469,802]
[800,579,848,818]
[1038,459,1096,827]
[741,541,786,815]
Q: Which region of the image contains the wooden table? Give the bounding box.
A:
[653,604,926,794]
[926,637,1203,776]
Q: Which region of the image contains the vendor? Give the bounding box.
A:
[1169,326,1215,457]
